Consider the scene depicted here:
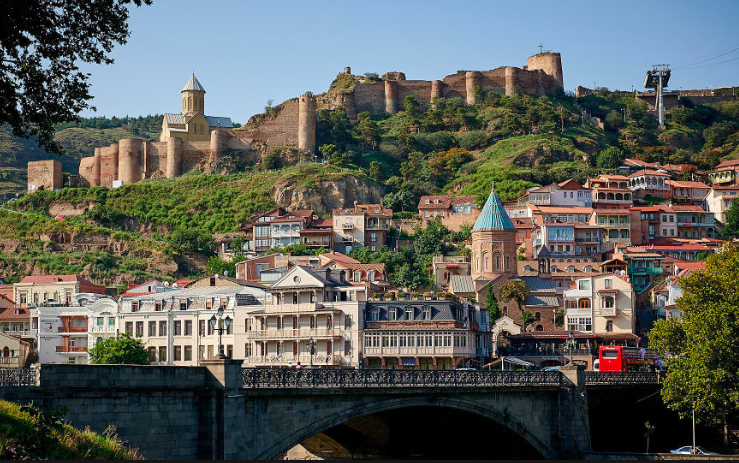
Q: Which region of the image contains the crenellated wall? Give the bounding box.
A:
[72,52,563,188]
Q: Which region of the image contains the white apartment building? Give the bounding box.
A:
[563,274,635,335]
[34,295,117,364]
[235,265,365,368]
[119,285,265,366]
[705,186,739,224]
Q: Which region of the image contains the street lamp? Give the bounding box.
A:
[567,331,575,365]
[306,337,316,368]
[209,307,232,359]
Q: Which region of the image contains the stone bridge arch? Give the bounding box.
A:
[250,392,554,460]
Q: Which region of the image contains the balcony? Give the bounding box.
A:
[341,223,354,230]
[245,328,344,340]
[302,240,331,248]
[600,307,617,316]
[55,346,87,353]
[58,326,87,333]
[365,222,389,230]
[565,307,592,317]
[363,346,475,356]
[88,326,116,334]
[0,357,21,366]
[575,237,601,243]
[628,266,662,276]
[564,289,591,299]
[263,303,331,314]
[1,330,35,337]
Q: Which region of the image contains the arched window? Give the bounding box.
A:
[496,255,500,270]
[505,256,510,271]
[503,306,508,316]
[534,312,541,321]
[578,298,591,309]
[535,325,543,331]
[606,320,613,332]
[484,254,489,270]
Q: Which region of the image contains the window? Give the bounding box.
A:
[566,317,592,332]
[353,270,361,282]
[370,232,377,242]
[422,307,431,320]
[345,340,351,355]
[97,317,104,326]
[245,344,252,358]
[185,320,192,336]
[604,278,612,289]
[606,320,613,332]
[174,346,182,361]
[174,320,182,336]
[578,298,591,309]
[159,321,167,337]
[135,321,143,337]
[131,301,139,312]
[125,322,133,335]
[199,320,206,336]
[158,346,167,362]
[603,297,615,308]
[578,280,590,290]
[148,321,156,337]
[199,345,205,360]
[109,317,115,326]
[367,308,379,321]
[180,300,187,310]
[388,307,397,321]
[155,301,162,311]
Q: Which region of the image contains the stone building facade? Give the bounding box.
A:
[27,160,63,192]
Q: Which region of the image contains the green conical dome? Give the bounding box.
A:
[473,184,515,231]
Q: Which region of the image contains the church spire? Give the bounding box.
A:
[473,182,514,231]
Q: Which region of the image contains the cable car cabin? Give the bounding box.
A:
[598,345,659,372]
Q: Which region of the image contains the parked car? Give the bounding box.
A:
[670,446,718,455]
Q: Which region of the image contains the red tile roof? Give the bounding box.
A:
[320,251,359,264]
[174,278,196,287]
[557,179,585,190]
[119,292,155,298]
[418,195,452,210]
[715,159,739,169]
[651,244,711,252]
[129,279,158,289]
[668,180,710,189]
[674,262,707,271]
[0,307,30,321]
[19,275,92,285]
[628,170,670,177]
[451,195,477,206]
[311,218,334,228]
[592,209,631,214]
[671,204,707,212]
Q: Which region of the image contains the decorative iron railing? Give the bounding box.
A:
[242,368,562,389]
[0,368,36,386]
[584,371,661,385]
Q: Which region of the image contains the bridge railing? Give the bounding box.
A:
[584,371,661,386]
[0,368,36,386]
[241,368,563,389]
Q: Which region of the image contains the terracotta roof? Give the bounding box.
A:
[715,159,739,169]
[19,275,95,285]
[513,217,533,228]
[599,174,630,181]
[624,158,660,168]
[311,218,333,228]
[418,195,452,210]
[671,204,707,212]
[592,209,631,214]
[651,244,711,252]
[558,179,585,190]
[712,185,739,190]
[674,262,706,271]
[592,187,632,192]
[0,307,30,321]
[129,279,158,289]
[628,170,670,177]
[451,195,477,206]
[299,228,331,235]
[174,278,196,287]
[119,292,155,298]
[507,331,597,340]
[268,217,307,224]
[320,251,359,264]
[668,180,710,189]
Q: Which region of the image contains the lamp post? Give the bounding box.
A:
[306,337,316,368]
[567,331,575,365]
[209,307,232,359]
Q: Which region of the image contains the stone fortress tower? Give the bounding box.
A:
[58,52,563,189]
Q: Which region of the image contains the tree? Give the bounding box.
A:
[596,146,625,170]
[499,280,531,310]
[486,289,502,322]
[521,310,535,330]
[169,227,216,255]
[369,161,385,183]
[88,333,149,365]
[554,309,565,328]
[261,148,282,170]
[205,256,236,277]
[404,95,419,119]
[648,244,739,441]
[720,200,739,240]
[357,112,379,150]
[1,0,152,154]
[644,421,655,454]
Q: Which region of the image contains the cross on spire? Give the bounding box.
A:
[538,43,543,54]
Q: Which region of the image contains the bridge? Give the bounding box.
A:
[0,364,660,460]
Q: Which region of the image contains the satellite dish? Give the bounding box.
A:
[164,281,170,287]
[215,274,219,279]
[172,283,178,288]
[224,270,229,277]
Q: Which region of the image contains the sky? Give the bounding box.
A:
[79,0,739,124]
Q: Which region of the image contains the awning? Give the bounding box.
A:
[502,357,534,367]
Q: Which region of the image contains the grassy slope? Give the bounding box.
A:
[0,400,142,460]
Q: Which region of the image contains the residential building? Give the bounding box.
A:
[236,254,290,283]
[587,174,632,210]
[299,218,333,251]
[0,332,32,368]
[658,206,678,238]
[362,300,488,370]
[530,223,602,261]
[35,295,117,364]
[245,207,286,254]
[563,274,635,336]
[589,209,632,250]
[613,246,664,297]
[523,180,592,208]
[236,266,364,368]
[528,205,593,225]
[648,242,711,261]
[668,180,710,205]
[418,195,480,231]
[708,159,739,186]
[332,204,392,253]
[672,205,715,239]
[630,206,661,244]
[433,255,472,290]
[628,170,671,200]
[119,285,265,366]
[512,217,534,245]
[14,275,106,308]
[705,185,739,224]
[0,307,35,349]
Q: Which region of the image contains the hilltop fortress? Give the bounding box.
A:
[29,52,564,190]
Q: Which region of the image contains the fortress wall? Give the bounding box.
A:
[441,72,468,99]
[166,137,182,178]
[147,141,167,176]
[27,160,63,191]
[352,82,386,114]
[99,143,119,187]
[397,80,434,108]
[526,52,563,89]
[478,69,507,94]
[118,138,143,185]
[226,132,253,151]
[321,92,357,120]
[78,157,97,187]
[210,129,229,161]
[298,94,317,153]
[182,141,211,170]
[242,99,300,147]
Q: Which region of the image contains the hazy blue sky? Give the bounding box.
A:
[80,0,739,124]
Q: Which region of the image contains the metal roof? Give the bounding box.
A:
[473,186,515,231]
[182,74,206,92]
[449,275,476,294]
[165,113,186,125]
[365,301,470,323]
[519,276,555,293]
[205,116,234,128]
[122,285,265,302]
[524,295,560,307]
